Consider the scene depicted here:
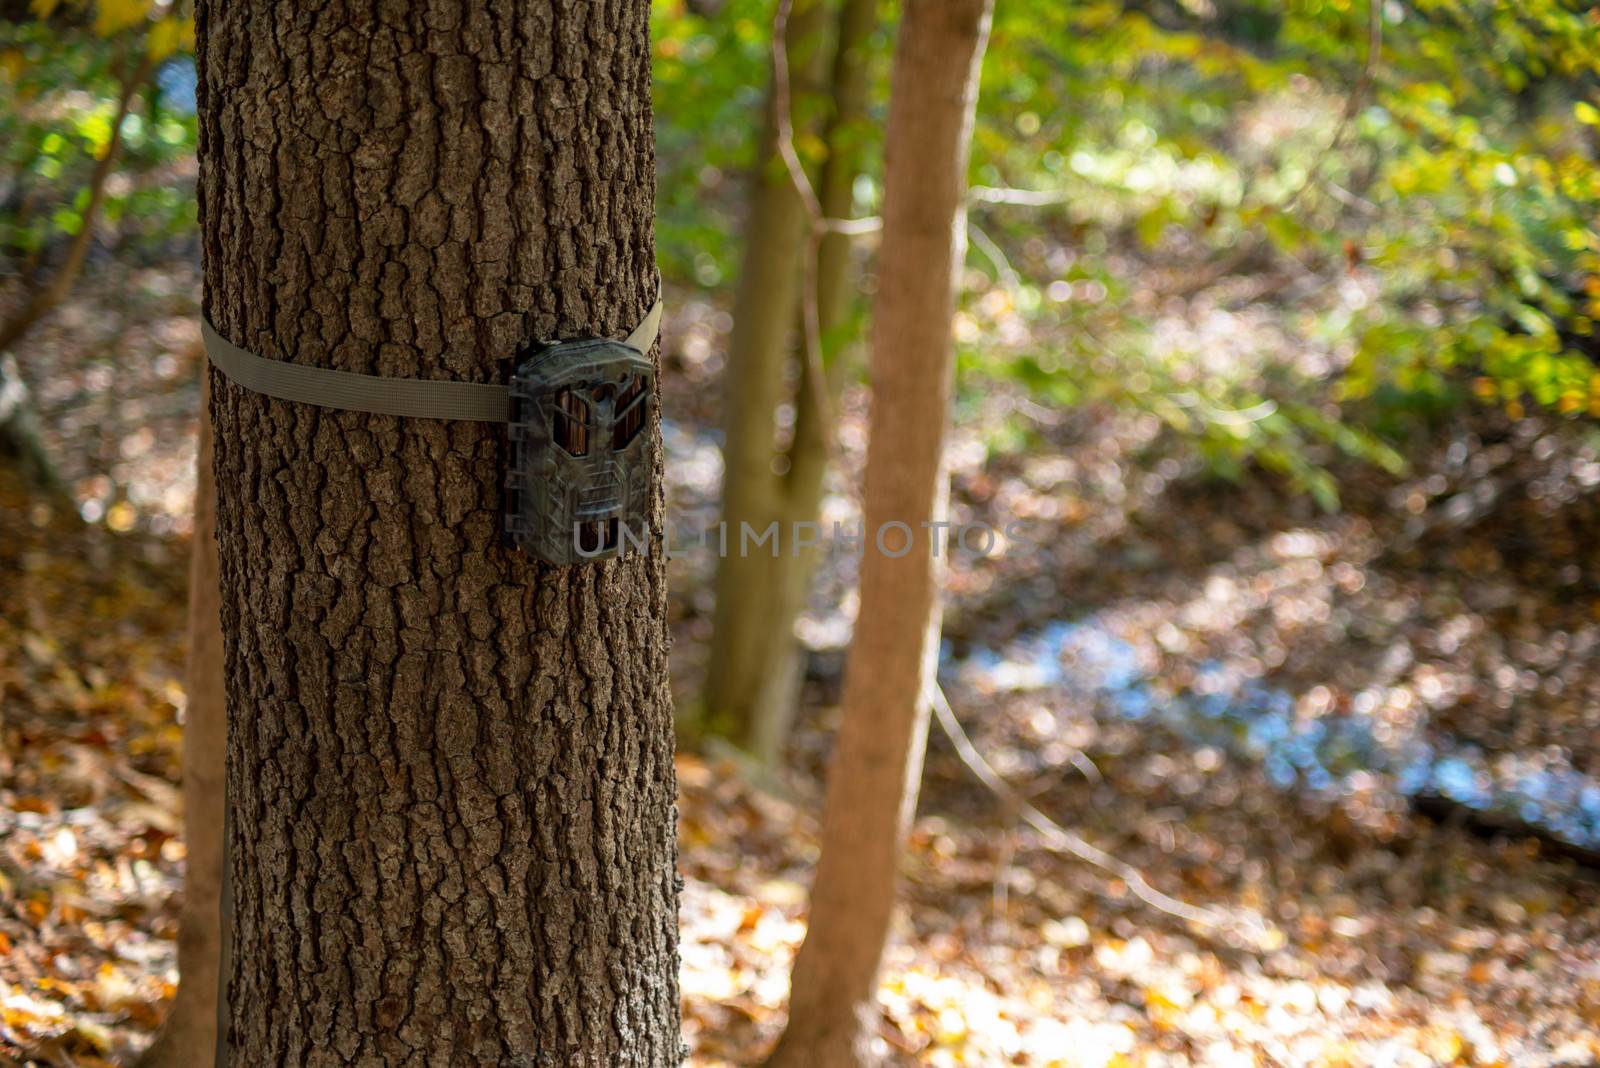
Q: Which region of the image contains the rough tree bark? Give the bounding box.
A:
[195,3,679,1065]
[703,0,876,764]
[137,371,225,1068]
[763,2,992,1065]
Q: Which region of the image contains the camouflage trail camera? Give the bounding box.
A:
[506,337,655,565]
[201,289,663,567]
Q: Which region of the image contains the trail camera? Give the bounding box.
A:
[201,289,662,567]
[506,338,655,564]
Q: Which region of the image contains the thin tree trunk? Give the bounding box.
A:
[702,0,830,746]
[704,0,876,763]
[805,0,876,377]
[746,0,879,766]
[0,52,152,357]
[0,48,152,498]
[764,2,992,1065]
[137,370,225,1068]
[195,3,679,1065]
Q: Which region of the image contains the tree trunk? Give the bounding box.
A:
[0,354,66,498]
[195,3,679,1065]
[0,52,152,358]
[137,371,226,1068]
[701,0,829,747]
[703,0,876,764]
[746,0,878,766]
[764,2,992,1065]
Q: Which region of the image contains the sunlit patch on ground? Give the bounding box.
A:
[0,467,186,1065]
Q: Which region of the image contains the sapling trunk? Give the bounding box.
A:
[764,2,993,1063]
[705,0,878,765]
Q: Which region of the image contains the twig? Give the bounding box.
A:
[1324,180,1378,215]
[968,185,1073,208]
[1274,0,1384,218]
[926,678,1245,934]
[966,219,1021,293]
[770,0,823,225]
[991,824,1016,922]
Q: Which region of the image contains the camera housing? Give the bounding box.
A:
[506,337,655,565]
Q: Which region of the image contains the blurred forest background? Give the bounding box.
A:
[3,0,1600,1065]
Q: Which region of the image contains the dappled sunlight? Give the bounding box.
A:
[5,0,1600,1063]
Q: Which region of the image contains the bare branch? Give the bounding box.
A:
[927,677,1273,945]
[1274,0,1384,217]
[1167,0,1384,299]
[817,215,881,236]
[770,0,824,224]
[968,185,1073,207]
[966,219,1021,293]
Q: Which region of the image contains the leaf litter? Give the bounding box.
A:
[2,285,1599,1066]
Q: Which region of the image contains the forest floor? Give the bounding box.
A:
[2,274,1599,1066]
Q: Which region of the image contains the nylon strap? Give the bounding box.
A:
[202,296,664,423]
